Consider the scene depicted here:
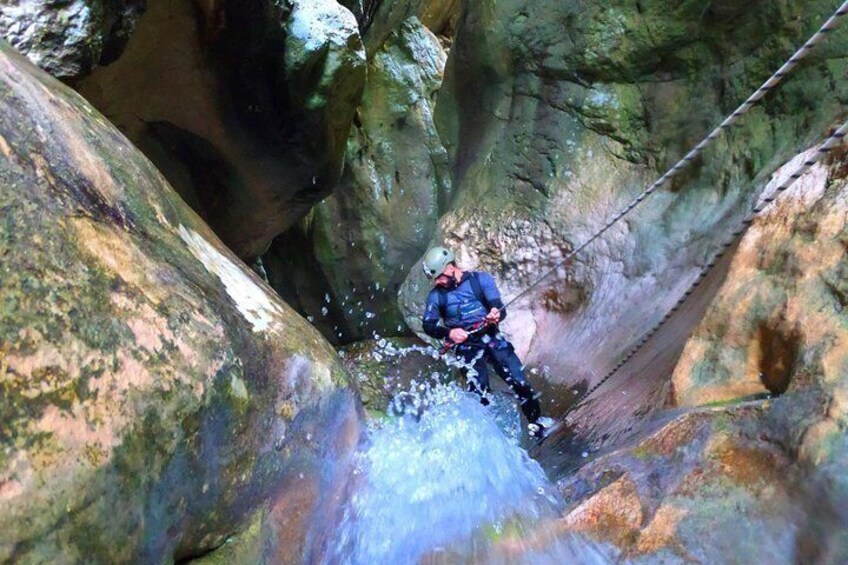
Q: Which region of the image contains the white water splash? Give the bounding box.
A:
[327,377,615,563]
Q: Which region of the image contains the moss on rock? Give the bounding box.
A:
[267,16,451,344]
[0,41,360,563]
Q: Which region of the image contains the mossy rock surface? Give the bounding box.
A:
[0,42,361,563]
[399,0,848,446]
[267,16,451,344]
[339,337,448,412]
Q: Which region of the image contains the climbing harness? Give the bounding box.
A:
[480,1,848,407]
[439,320,490,355]
[436,272,489,319]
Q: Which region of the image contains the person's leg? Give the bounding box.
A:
[488,337,541,423]
[456,343,492,405]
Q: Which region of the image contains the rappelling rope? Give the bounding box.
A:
[565,120,848,413]
[498,0,848,314]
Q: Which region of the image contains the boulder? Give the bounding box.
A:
[76,0,366,258]
[0,0,145,80]
[266,16,450,343]
[0,42,361,563]
[550,407,804,562]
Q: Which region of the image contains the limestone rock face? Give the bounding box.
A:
[672,148,848,408]
[551,407,807,562]
[547,371,848,561]
[399,0,848,398]
[0,0,145,80]
[534,146,848,561]
[267,16,450,344]
[665,147,848,558]
[0,43,360,563]
[76,0,366,258]
[417,0,459,38]
[343,0,458,49]
[284,0,369,182]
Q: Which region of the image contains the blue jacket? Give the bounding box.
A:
[422,272,507,340]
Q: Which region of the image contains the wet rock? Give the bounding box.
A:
[660,144,848,560]
[549,180,848,561]
[0,0,145,81]
[76,0,366,258]
[673,146,848,408]
[267,16,450,343]
[0,43,360,562]
[189,395,362,565]
[343,0,459,50]
[550,408,803,562]
[399,0,848,412]
[339,337,446,413]
[560,474,643,548]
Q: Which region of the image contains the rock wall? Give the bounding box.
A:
[73,0,366,259]
[0,0,457,346]
[1,0,847,560]
[672,146,848,407]
[266,15,451,344]
[522,141,848,562]
[0,42,361,562]
[0,0,145,80]
[668,145,848,560]
[400,0,848,398]
[343,0,458,51]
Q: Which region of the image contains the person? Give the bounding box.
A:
[420,246,553,439]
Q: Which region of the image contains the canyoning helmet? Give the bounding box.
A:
[422,246,455,280]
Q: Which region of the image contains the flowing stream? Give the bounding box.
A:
[325,373,614,563]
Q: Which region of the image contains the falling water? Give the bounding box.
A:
[325,373,614,563]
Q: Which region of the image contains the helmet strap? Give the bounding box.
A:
[444,271,459,289]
